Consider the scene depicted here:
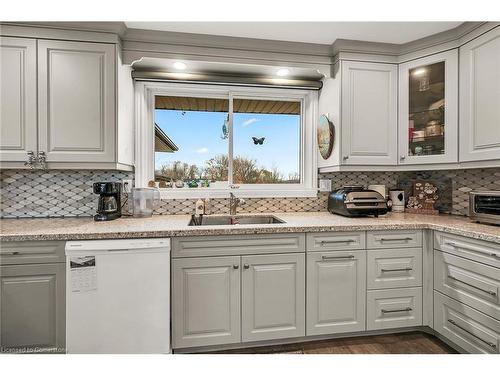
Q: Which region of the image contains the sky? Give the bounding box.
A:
[154,109,300,179]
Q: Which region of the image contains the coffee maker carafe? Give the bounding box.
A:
[93,182,122,221]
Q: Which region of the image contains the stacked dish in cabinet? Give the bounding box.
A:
[433,232,500,353]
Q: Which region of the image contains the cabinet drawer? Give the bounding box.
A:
[434,291,500,353]
[0,241,65,265]
[367,248,422,290]
[434,250,500,320]
[366,287,422,331]
[367,230,422,249]
[434,231,500,268]
[172,233,305,258]
[306,232,365,252]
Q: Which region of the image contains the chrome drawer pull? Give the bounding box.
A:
[447,319,497,349]
[445,242,499,258]
[322,255,355,261]
[381,307,412,314]
[380,237,413,242]
[320,239,355,245]
[447,275,497,296]
[381,267,413,272]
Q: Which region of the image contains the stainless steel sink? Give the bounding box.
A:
[188,215,285,226]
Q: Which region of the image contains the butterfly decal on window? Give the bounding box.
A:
[252,137,265,145]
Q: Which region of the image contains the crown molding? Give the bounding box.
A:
[2,21,499,68]
[1,21,127,36]
[331,22,500,63]
[0,22,123,43]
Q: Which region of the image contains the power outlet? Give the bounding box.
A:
[122,179,133,193]
[318,179,332,192]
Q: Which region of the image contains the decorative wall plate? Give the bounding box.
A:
[317,114,335,160]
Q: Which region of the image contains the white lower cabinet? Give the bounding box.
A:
[170,231,499,352]
[434,291,500,354]
[0,263,65,351]
[366,287,422,330]
[172,252,305,349]
[172,256,241,349]
[306,251,366,336]
[241,253,305,342]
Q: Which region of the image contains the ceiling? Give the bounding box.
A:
[125,22,463,45]
[155,96,301,114]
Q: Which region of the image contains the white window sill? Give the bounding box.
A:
[158,188,319,199]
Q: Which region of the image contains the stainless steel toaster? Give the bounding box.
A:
[328,185,388,217]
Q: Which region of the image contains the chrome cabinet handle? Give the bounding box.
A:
[322,255,355,261]
[233,264,239,270]
[447,275,497,296]
[381,307,412,314]
[381,267,413,272]
[445,241,499,258]
[24,151,36,169]
[243,264,250,269]
[400,155,406,161]
[448,319,497,349]
[343,155,349,160]
[3,251,20,256]
[37,151,47,169]
[380,237,413,242]
[320,239,355,245]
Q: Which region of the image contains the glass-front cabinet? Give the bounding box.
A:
[398,50,458,165]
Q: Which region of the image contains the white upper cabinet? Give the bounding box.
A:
[37,40,116,163]
[398,50,458,165]
[0,37,37,164]
[341,61,398,165]
[459,26,500,163]
[0,33,133,170]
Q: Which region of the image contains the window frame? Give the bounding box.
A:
[135,81,318,198]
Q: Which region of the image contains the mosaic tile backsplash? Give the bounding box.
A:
[1,168,499,218]
[1,170,134,218]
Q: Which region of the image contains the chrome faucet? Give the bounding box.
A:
[229,193,245,215]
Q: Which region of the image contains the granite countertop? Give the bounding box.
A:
[1,212,499,244]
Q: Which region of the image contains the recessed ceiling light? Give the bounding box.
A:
[412,68,427,76]
[173,62,187,70]
[276,68,290,77]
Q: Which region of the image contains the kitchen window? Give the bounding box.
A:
[135,82,318,198]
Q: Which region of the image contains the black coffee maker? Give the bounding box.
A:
[93,182,122,221]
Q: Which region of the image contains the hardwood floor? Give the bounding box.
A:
[213,332,457,354]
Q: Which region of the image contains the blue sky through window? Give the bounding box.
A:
[155,109,300,180]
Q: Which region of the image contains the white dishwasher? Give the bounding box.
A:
[65,238,171,354]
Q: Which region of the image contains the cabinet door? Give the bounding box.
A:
[0,263,65,352]
[37,40,115,163]
[241,253,305,342]
[341,61,398,165]
[0,37,37,163]
[172,256,240,349]
[306,250,366,336]
[459,26,500,162]
[398,50,458,164]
